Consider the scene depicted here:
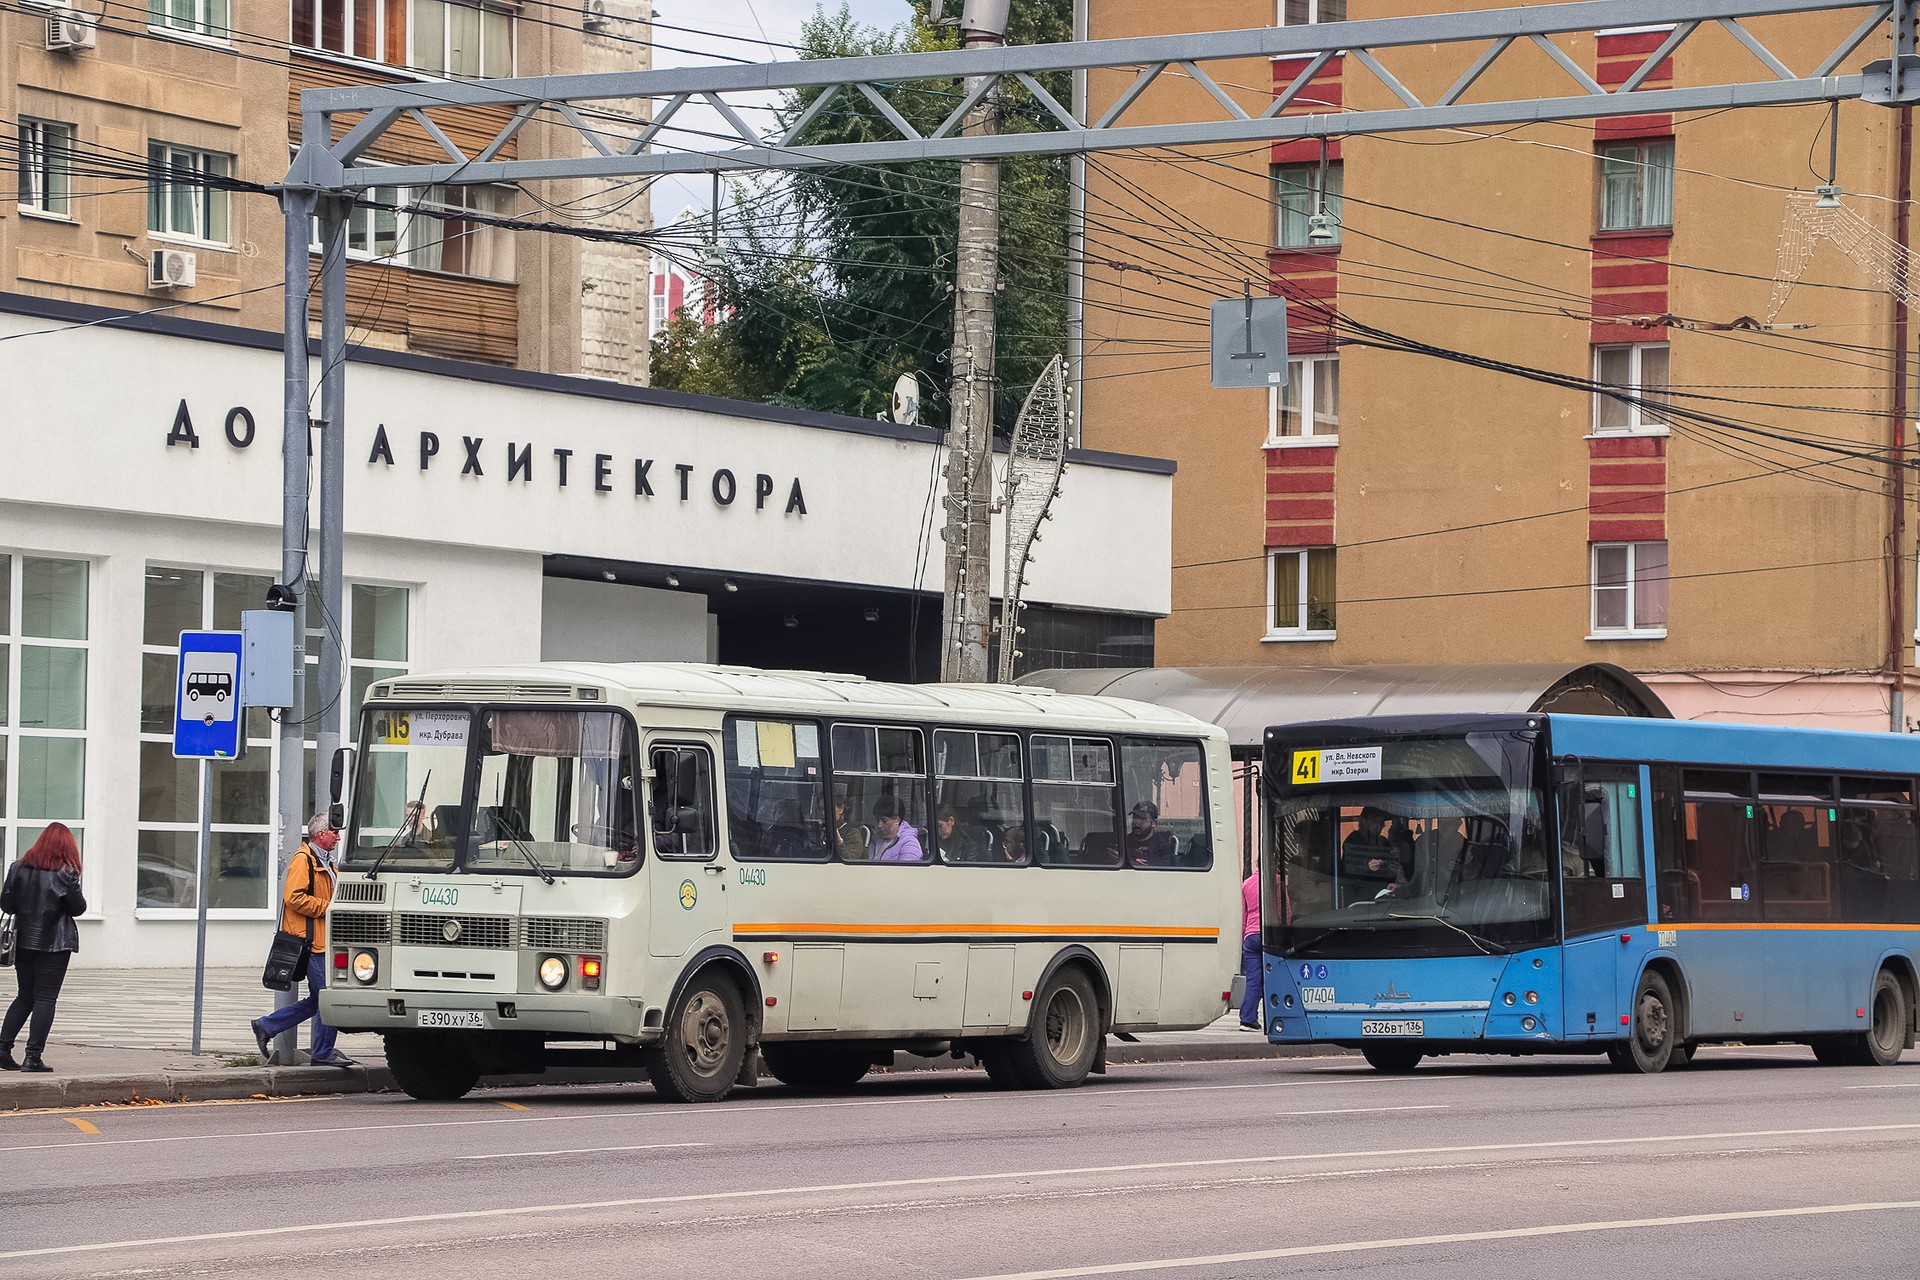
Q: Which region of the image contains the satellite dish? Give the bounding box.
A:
[891,373,921,426]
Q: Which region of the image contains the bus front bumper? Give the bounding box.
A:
[320,988,653,1042]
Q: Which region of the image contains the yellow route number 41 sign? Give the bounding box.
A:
[1289,747,1383,785]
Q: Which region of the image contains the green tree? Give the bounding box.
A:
[649,1,1070,430]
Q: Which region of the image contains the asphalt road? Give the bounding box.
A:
[2,1045,1916,1279]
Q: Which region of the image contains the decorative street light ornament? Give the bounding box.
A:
[998,354,1068,685]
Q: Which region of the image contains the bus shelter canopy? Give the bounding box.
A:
[1017,663,1669,753]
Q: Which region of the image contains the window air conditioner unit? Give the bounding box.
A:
[148,247,198,291]
[582,0,611,32]
[45,8,97,52]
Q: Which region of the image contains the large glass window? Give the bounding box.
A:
[934,729,1025,865]
[469,710,640,874]
[148,143,234,244]
[1270,731,1554,956]
[1,555,91,891]
[404,183,516,279]
[1121,739,1212,870]
[16,119,75,218]
[1031,735,1120,867]
[148,0,230,38]
[725,717,827,861]
[1269,547,1337,639]
[294,0,407,63]
[1274,162,1342,248]
[412,0,514,78]
[1591,541,1668,636]
[1599,140,1674,231]
[342,706,473,873]
[830,724,929,864]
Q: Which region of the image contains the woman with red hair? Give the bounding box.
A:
[1,823,86,1072]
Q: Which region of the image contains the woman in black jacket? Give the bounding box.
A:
[1,822,86,1073]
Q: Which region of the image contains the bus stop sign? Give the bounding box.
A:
[1210,295,1288,389]
[174,630,246,760]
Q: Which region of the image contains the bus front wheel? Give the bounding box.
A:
[761,1043,870,1093]
[1844,971,1910,1067]
[1608,971,1677,1074]
[384,1031,481,1101]
[646,972,748,1103]
[1003,967,1102,1089]
[1360,1044,1422,1073]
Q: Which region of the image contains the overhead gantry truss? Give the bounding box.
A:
[287,0,1919,193]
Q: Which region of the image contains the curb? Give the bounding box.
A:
[0,1039,1353,1111]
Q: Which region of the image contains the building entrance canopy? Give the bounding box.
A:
[1021,663,1669,752]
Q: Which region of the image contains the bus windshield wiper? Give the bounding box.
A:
[1385,913,1510,955]
[503,833,556,885]
[1287,926,1366,956]
[365,771,431,881]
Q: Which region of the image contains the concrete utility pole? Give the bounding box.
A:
[940,0,1011,683]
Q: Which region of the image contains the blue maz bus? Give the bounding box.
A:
[1260,713,1920,1073]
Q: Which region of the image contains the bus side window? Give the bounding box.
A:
[651,745,716,860]
[1557,763,1645,936]
[1121,739,1212,871]
[724,717,829,861]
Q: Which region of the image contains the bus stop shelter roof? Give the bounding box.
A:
[1017,663,1670,751]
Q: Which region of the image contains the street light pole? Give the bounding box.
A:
[940,0,1010,683]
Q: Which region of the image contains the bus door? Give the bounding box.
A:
[1557,764,1648,1038]
[646,741,729,960]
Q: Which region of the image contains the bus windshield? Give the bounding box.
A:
[1267,730,1554,957]
[345,706,642,876]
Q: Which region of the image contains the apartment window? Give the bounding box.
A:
[0,555,91,896]
[136,568,411,912]
[310,186,405,262]
[1269,355,1340,443]
[16,119,75,217]
[1591,541,1668,637]
[148,144,234,244]
[1279,0,1346,22]
[1274,163,1341,248]
[413,0,514,78]
[293,0,407,63]
[148,0,230,38]
[405,183,516,280]
[1593,343,1670,434]
[1268,547,1337,639]
[1599,140,1674,231]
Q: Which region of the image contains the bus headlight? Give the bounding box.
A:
[351,950,378,984]
[538,955,569,990]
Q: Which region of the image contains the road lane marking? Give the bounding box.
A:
[0,1077,1428,1153]
[63,1119,99,1135]
[4,1122,1918,1260]
[496,1102,531,1111]
[1845,1083,1920,1089]
[455,1142,708,1161]
[949,1201,1920,1279]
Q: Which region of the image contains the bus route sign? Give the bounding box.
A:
[173,630,246,760]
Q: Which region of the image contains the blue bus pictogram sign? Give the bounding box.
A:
[174,631,246,760]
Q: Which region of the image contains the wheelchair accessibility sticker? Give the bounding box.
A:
[679,879,698,910]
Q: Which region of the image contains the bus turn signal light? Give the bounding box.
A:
[580,956,602,990]
[764,952,779,964]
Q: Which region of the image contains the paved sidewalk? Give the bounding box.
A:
[0,967,1312,1110]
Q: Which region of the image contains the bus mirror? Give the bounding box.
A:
[329,747,353,806]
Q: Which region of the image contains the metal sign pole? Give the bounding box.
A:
[192,759,211,1056]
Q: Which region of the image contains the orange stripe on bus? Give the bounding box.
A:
[1656,922,1920,933]
[731,923,1219,939]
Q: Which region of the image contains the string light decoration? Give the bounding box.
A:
[1769,190,1918,322]
[997,354,1070,685]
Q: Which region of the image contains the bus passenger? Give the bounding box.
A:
[1342,807,1407,889]
[1127,802,1177,866]
[834,788,868,861]
[870,796,925,863]
[997,824,1028,864]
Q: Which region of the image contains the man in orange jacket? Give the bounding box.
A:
[251,814,353,1067]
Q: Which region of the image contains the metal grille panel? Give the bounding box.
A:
[522,917,607,952]
[333,881,388,904]
[382,680,578,701]
[330,912,391,944]
[397,913,514,949]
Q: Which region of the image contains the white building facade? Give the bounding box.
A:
[0,294,1173,967]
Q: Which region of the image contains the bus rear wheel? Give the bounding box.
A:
[1360,1044,1422,1073]
[384,1031,481,1101]
[1608,970,1677,1074]
[1003,967,1102,1089]
[1843,971,1910,1067]
[646,972,747,1103]
[760,1043,870,1093]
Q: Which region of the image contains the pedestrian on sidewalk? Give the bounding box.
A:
[251,815,355,1068]
[1,822,87,1073]
[1239,872,1263,1031]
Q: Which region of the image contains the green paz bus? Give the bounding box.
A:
[1259,713,1920,1072]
